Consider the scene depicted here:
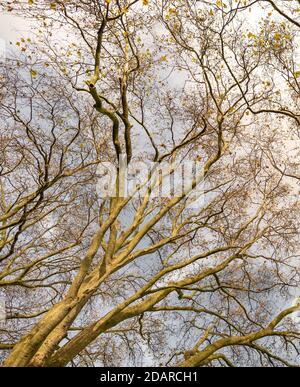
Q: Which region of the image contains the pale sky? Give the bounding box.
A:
[0,4,267,41]
[0,14,26,40]
[0,3,299,323]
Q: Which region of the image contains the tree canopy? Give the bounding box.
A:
[0,0,300,367]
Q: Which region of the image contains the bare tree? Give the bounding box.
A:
[0,0,300,367]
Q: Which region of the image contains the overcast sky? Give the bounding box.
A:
[0,0,299,330]
[0,3,264,39]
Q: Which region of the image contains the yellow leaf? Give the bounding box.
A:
[50,3,57,10]
[30,70,37,77]
[274,33,281,41]
[143,0,149,5]
[28,0,33,5]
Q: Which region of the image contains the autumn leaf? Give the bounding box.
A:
[30,70,37,77]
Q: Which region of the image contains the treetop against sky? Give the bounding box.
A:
[0,0,300,367]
